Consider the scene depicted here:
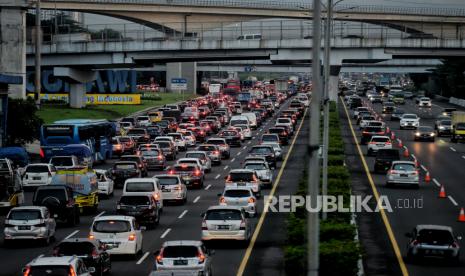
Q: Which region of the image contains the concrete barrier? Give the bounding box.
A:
[449,97,465,107]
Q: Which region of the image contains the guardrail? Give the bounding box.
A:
[449,97,465,107]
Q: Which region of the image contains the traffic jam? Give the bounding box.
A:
[0,85,310,275]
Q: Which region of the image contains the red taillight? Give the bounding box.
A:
[387,170,392,175]
[39,148,45,159]
[128,234,136,241]
[158,155,163,160]
[169,170,174,175]
[201,220,208,230]
[194,170,201,176]
[156,252,163,264]
[69,265,77,276]
[197,251,206,264]
[89,234,95,240]
[92,248,98,258]
[23,266,31,276]
[248,197,256,203]
[240,220,246,230]
[369,142,376,144]
[214,151,220,155]
[362,131,369,134]
[219,196,226,203]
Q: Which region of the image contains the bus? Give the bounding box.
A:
[40,119,114,163]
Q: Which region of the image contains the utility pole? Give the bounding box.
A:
[35,0,42,109]
[322,0,333,221]
[308,0,322,275]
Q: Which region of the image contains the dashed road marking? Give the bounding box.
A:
[95,211,105,218]
[178,210,188,219]
[450,147,457,152]
[224,165,229,170]
[420,165,427,171]
[243,146,247,149]
[204,184,212,190]
[462,156,465,160]
[432,178,441,187]
[215,174,221,179]
[193,196,201,203]
[137,252,150,265]
[247,141,251,145]
[237,151,242,156]
[160,228,171,239]
[231,158,236,162]
[64,230,79,240]
[448,196,458,206]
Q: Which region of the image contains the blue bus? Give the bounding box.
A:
[40,119,114,162]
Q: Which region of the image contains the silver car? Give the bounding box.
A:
[155,174,187,204]
[386,161,419,188]
[185,151,212,173]
[225,169,261,197]
[154,240,213,276]
[262,142,283,161]
[201,206,252,243]
[219,187,257,217]
[3,206,56,246]
[406,225,461,262]
[243,161,273,188]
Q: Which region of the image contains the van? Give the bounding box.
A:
[241,113,258,129]
[230,115,250,128]
[123,178,163,210]
[237,34,262,40]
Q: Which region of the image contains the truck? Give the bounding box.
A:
[451,111,465,143]
[208,84,222,97]
[50,167,99,213]
[0,158,24,209]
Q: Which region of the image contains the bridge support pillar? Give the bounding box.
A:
[166,62,197,94]
[0,2,27,99]
[53,67,97,108]
[329,65,341,102]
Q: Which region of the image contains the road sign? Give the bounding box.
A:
[170,78,187,90]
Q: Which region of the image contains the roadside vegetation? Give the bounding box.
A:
[284,102,361,275]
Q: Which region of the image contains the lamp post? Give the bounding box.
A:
[35,0,42,109]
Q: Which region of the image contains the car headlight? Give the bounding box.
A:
[415,132,420,136]
[438,126,445,130]
[430,133,435,137]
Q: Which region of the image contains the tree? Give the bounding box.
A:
[5,98,44,146]
[432,58,465,98]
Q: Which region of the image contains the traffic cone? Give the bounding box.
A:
[458,208,465,222]
[424,171,431,183]
[386,126,391,134]
[414,158,419,167]
[398,139,403,148]
[391,132,396,140]
[438,185,447,198]
[403,147,410,157]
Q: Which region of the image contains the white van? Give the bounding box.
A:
[241,113,258,129]
[123,178,163,210]
[230,115,250,128]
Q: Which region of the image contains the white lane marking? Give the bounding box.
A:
[178,210,188,219]
[64,230,79,240]
[247,141,251,145]
[420,165,427,171]
[448,196,459,207]
[243,146,247,149]
[432,178,441,187]
[403,146,407,150]
[204,184,212,190]
[450,147,457,152]
[237,151,242,156]
[231,158,236,162]
[215,174,221,179]
[137,252,150,265]
[160,228,171,239]
[95,211,105,218]
[224,165,229,170]
[410,154,416,159]
[193,196,201,203]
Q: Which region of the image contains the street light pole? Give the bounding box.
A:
[308,0,322,275]
[35,0,42,109]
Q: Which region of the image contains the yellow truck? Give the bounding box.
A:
[148,111,163,123]
[451,111,465,143]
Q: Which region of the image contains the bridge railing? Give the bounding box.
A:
[28,20,465,45]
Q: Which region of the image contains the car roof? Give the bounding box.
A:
[415,224,453,232]
[185,151,207,155]
[229,169,255,173]
[162,240,202,247]
[125,178,155,182]
[94,215,134,222]
[391,161,416,165]
[29,256,78,266]
[10,206,46,211]
[207,205,243,211]
[26,163,50,167]
[223,186,254,192]
[178,158,201,162]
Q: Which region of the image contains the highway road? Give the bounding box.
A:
[0,98,309,276]
[342,96,465,276]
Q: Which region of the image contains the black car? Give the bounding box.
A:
[248,145,277,169]
[146,126,164,139]
[414,126,436,142]
[126,128,150,145]
[391,108,405,121]
[140,149,166,170]
[268,127,289,145]
[120,155,148,176]
[53,238,111,275]
[374,149,400,173]
[349,98,363,109]
[111,161,141,187]
[382,102,395,114]
[33,185,80,226]
[219,130,242,147]
[117,195,160,228]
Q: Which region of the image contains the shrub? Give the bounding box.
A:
[320,240,361,276]
[320,220,356,242]
[328,155,344,166]
[284,245,307,275]
[327,166,350,180]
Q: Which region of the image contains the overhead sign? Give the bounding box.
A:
[170,78,187,90]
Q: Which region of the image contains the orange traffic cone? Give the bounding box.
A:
[458,208,465,222]
[391,132,396,140]
[438,185,447,198]
[424,171,431,183]
[414,159,419,167]
[403,147,410,157]
[398,139,403,148]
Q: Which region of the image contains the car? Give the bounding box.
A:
[400,114,420,130]
[267,127,289,145]
[391,108,405,121]
[123,178,163,210]
[219,187,257,217]
[367,136,392,156]
[136,115,151,127]
[95,169,114,197]
[23,256,95,276]
[348,97,362,109]
[112,136,129,156]
[155,174,187,204]
[353,107,370,119]
[196,144,222,165]
[182,130,197,147]
[153,141,177,161]
[225,169,261,197]
[127,128,151,145]
[403,91,414,99]
[382,102,395,114]
[147,126,165,140]
[361,126,386,145]
[33,185,80,226]
[434,115,451,129]
[168,164,205,189]
[201,206,252,244]
[406,225,461,263]
[120,155,148,176]
[359,115,377,129]
[386,161,419,188]
[436,119,453,136]
[116,136,136,154]
[442,108,457,117]
[243,161,273,188]
[21,163,57,188]
[49,155,80,170]
[184,152,212,172]
[89,216,143,256]
[53,238,111,275]
[3,206,56,246]
[205,138,230,159]
[177,158,207,173]
[153,240,213,275]
[236,124,252,139]
[218,129,242,147]
[248,145,277,169]
[111,161,141,187]
[117,194,160,227]
[374,149,400,173]
[167,133,188,151]
[260,134,280,145]
[414,126,436,142]
[262,142,283,161]
[369,94,383,103]
[418,97,432,107]
[393,94,405,105]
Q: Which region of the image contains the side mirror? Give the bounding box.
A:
[88,267,96,273]
[405,232,412,238]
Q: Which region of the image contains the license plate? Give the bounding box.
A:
[400,174,408,177]
[18,226,31,230]
[173,260,188,266]
[237,182,246,186]
[217,225,230,230]
[105,243,118,249]
[162,188,171,192]
[33,177,41,180]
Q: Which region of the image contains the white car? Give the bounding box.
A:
[177,158,206,173]
[386,161,419,188]
[49,155,80,170]
[201,206,252,242]
[225,169,261,197]
[353,107,369,119]
[298,95,310,107]
[219,187,258,217]
[241,113,258,129]
[22,163,57,188]
[4,206,56,245]
[154,174,187,204]
[261,142,283,161]
[400,114,420,129]
[154,136,178,152]
[367,136,392,156]
[167,133,187,151]
[243,160,273,189]
[236,124,252,139]
[136,116,151,127]
[276,117,294,132]
[418,97,432,107]
[23,256,95,276]
[182,131,197,147]
[185,151,212,173]
[95,169,114,197]
[89,215,143,256]
[359,117,377,129]
[123,178,163,210]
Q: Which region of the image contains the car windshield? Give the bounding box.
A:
[50,157,72,166]
[120,157,140,163]
[162,246,198,258]
[141,150,161,157]
[127,129,146,135]
[221,131,237,136]
[126,182,154,192]
[368,122,383,127]
[155,142,171,148]
[403,115,417,119]
[114,163,136,170]
[384,103,394,106]
[371,137,390,143]
[29,266,70,275]
[174,165,196,172]
[244,164,266,170]
[456,123,465,130]
[119,196,150,205]
[392,163,415,171]
[93,220,131,233]
[262,135,278,141]
[229,172,254,181]
[250,147,272,154]
[8,209,42,220]
[394,109,404,114]
[119,137,131,143]
[197,146,215,151]
[440,120,452,126]
[224,190,251,198]
[207,139,225,145]
[417,229,454,244]
[421,97,430,101]
[277,119,290,123]
[137,116,149,121]
[206,209,242,220]
[56,242,95,256]
[156,177,179,185]
[186,153,204,159]
[35,189,67,203]
[25,165,49,173]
